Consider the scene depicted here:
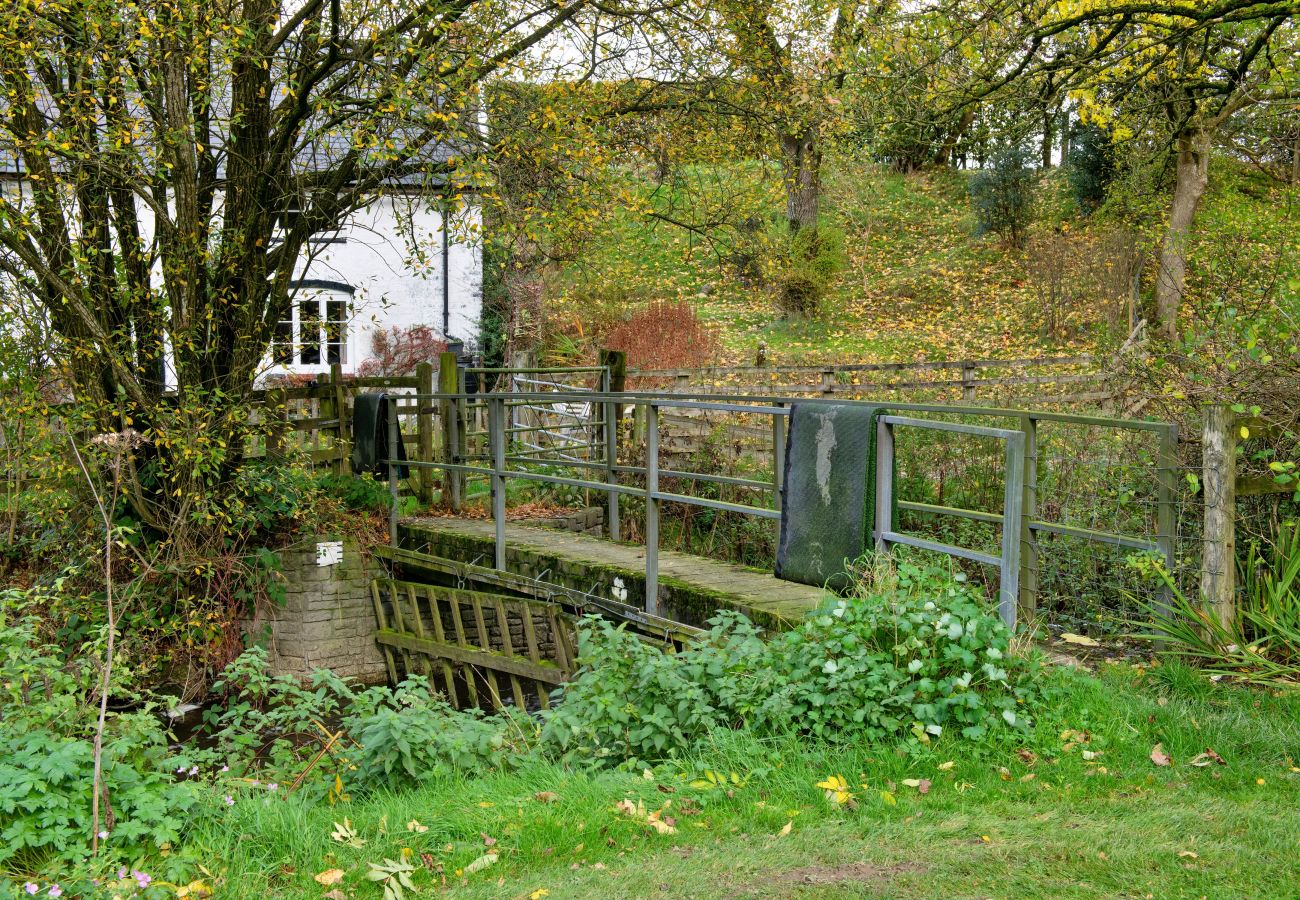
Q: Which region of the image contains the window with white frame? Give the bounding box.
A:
[271,282,353,368]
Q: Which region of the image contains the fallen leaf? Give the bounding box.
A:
[880,790,897,807]
[530,890,551,899]
[1060,632,1100,647]
[777,821,792,837]
[482,833,498,847]
[937,761,955,771]
[323,892,347,900]
[1151,744,1172,767]
[1082,750,1101,761]
[534,791,559,804]
[1017,749,1038,765]
[1189,749,1226,767]
[917,779,932,795]
[1178,850,1198,859]
[314,870,345,887]
[464,851,498,875]
[406,820,428,833]
[901,778,922,788]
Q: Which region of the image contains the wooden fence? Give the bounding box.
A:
[628,354,1110,408]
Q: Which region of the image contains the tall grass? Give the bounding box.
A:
[1133,522,1300,684]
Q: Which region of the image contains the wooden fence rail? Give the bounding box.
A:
[628,354,1106,407]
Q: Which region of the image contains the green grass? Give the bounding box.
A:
[191,663,1300,898]
[548,157,1300,371]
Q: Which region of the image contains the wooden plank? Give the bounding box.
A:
[369,580,399,685]
[1237,474,1297,497]
[375,631,566,684]
[467,595,503,710]
[490,596,530,708]
[408,584,452,704]
[445,591,481,710]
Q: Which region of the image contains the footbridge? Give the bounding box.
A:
[351,355,1178,711]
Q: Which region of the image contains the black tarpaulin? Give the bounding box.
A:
[775,401,890,590]
[351,392,410,478]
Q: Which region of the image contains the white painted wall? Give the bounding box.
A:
[0,178,482,384]
[272,194,483,380]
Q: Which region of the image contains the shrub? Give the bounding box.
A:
[1131,522,1300,684]
[357,325,447,377]
[1066,124,1117,214]
[316,472,392,513]
[195,647,535,795]
[0,587,201,872]
[969,145,1037,247]
[543,561,1045,764]
[771,225,848,318]
[603,300,719,372]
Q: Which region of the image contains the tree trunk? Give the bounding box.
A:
[936,108,976,168]
[781,131,820,233]
[1291,131,1299,186]
[1155,127,1212,340]
[1060,106,1072,166]
[1041,108,1054,169]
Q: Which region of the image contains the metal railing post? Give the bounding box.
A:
[772,405,786,512]
[873,416,895,552]
[387,396,400,546]
[1017,414,1039,624]
[999,431,1026,630]
[1157,421,1180,622]
[645,401,660,616]
[599,363,621,541]
[489,396,507,571]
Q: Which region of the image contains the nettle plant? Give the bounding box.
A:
[544,562,1046,765]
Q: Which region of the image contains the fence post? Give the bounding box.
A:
[489,396,507,570]
[820,368,834,396]
[416,362,434,505]
[598,348,626,540]
[772,404,786,513]
[961,362,977,402]
[438,351,462,512]
[645,401,660,617]
[1156,422,1180,621]
[1201,404,1237,629]
[330,362,349,475]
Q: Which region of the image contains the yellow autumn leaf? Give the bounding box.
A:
[313,869,345,886]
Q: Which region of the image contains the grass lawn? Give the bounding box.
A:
[193,662,1300,898]
[546,158,1299,370]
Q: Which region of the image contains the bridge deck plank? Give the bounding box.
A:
[400,516,829,629]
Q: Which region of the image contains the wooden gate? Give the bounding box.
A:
[370,577,577,711]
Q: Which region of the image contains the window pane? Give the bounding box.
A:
[273,319,293,364]
[325,300,348,365]
[299,300,321,364]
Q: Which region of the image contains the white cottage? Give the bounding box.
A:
[0,132,483,384]
[267,194,483,380]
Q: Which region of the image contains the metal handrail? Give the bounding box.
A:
[384,388,1178,625]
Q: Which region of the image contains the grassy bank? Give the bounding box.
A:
[546,158,1298,370]
[191,663,1300,898]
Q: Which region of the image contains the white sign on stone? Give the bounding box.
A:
[316,541,344,567]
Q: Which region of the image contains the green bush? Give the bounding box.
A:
[316,472,392,513]
[195,647,535,795]
[1066,124,1117,214]
[969,145,1037,247]
[543,562,1045,764]
[0,586,201,872]
[772,225,848,317]
[1130,521,1300,683]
